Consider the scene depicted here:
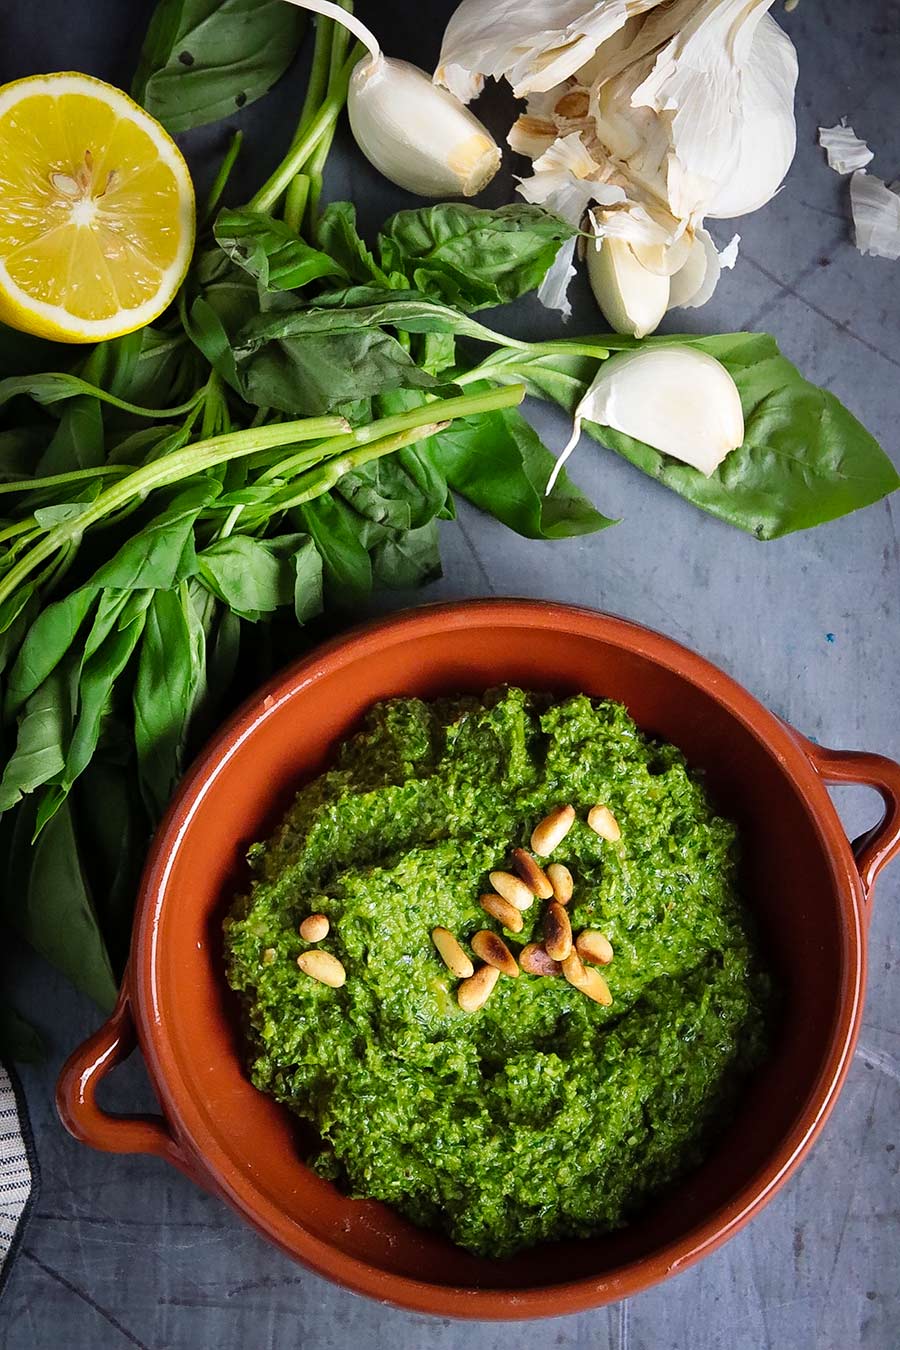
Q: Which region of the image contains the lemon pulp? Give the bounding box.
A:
[0,73,194,342]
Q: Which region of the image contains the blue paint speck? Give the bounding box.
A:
[825,633,835,644]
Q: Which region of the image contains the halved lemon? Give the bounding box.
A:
[0,72,195,343]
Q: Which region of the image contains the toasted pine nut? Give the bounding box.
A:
[546,862,574,905]
[519,942,561,977]
[561,952,613,1005]
[262,947,276,965]
[472,929,519,978]
[432,927,474,979]
[555,89,590,119]
[297,950,346,988]
[580,966,613,1005]
[530,805,575,856]
[457,964,500,1012]
[543,900,573,962]
[587,805,621,841]
[480,892,524,933]
[512,848,554,899]
[562,950,587,988]
[576,930,613,965]
[489,870,534,911]
[299,913,330,942]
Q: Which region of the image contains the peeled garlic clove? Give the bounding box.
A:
[577,347,744,478]
[587,233,669,338]
[349,55,500,198]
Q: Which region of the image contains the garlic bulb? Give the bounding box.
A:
[349,57,500,197]
[586,231,670,338]
[283,0,500,198]
[438,0,798,325]
[548,346,744,492]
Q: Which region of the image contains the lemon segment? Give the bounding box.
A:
[0,73,195,342]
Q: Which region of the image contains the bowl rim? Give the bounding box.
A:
[131,599,866,1318]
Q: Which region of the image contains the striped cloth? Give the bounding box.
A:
[0,1063,34,1294]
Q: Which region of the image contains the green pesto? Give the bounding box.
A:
[224,688,772,1257]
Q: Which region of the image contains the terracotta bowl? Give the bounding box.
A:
[57,601,900,1319]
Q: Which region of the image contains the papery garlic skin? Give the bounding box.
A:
[548,345,744,492]
[349,56,501,198]
[587,230,670,337]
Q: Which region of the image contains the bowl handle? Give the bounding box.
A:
[56,983,198,1182]
[801,739,900,903]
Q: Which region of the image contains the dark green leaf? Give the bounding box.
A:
[92,480,218,590]
[133,585,206,819]
[0,322,68,378]
[4,589,96,719]
[199,534,296,618]
[0,428,45,483]
[132,0,306,133]
[372,519,442,589]
[62,590,153,796]
[292,535,324,624]
[432,403,615,540]
[3,797,118,1010]
[378,204,576,312]
[233,326,439,415]
[298,495,373,605]
[316,202,397,287]
[0,1002,46,1063]
[214,208,346,291]
[37,396,105,474]
[0,668,71,813]
[73,756,147,972]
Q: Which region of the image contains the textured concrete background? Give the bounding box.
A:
[1,1,899,1346]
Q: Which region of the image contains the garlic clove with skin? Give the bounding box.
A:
[587,232,670,338]
[281,0,501,199]
[349,55,500,198]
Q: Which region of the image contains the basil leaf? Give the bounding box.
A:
[298,495,373,605]
[235,293,508,344]
[0,1002,46,1063]
[3,798,118,1010]
[378,204,576,312]
[4,590,96,719]
[0,668,70,813]
[232,326,440,415]
[62,590,154,798]
[372,520,442,590]
[132,0,306,133]
[199,534,296,618]
[291,535,324,623]
[214,208,347,292]
[432,403,616,540]
[73,757,147,970]
[317,202,398,287]
[134,586,206,819]
[527,332,899,539]
[93,481,218,590]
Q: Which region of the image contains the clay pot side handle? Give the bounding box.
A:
[56,983,195,1180]
[803,740,900,901]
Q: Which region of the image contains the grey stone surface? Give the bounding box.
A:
[1,1,899,1347]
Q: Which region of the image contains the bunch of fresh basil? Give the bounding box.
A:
[1,0,896,1059]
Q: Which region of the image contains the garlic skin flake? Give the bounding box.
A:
[850,171,900,261]
[436,0,667,102]
[818,121,874,176]
[548,346,744,492]
[349,57,500,197]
